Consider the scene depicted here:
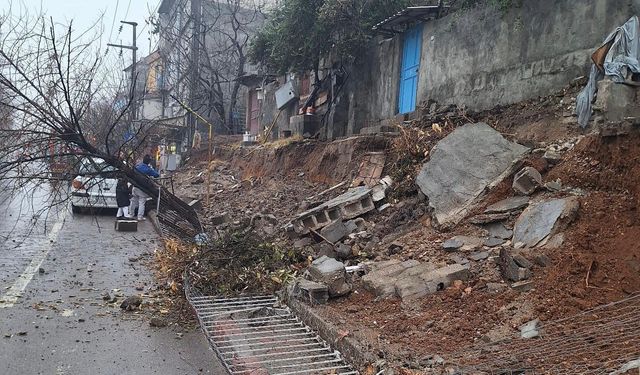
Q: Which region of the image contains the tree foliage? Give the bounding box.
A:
[248,0,411,75]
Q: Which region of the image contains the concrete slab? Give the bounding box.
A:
[416,123,528,227]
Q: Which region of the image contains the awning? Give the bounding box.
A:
[373,5,449,35]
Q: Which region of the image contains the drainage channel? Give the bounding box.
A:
[188,294,358,375]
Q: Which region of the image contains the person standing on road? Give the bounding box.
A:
[129,155,160,221]
[115,177,131,219]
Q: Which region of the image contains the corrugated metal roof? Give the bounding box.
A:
[373,5,449,35]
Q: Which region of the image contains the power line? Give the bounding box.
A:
[107,0,121,42]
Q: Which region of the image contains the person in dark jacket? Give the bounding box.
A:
[129,154,160,220]
[115,177,131,219]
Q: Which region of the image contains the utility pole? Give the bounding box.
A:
[187,0,202,148]
[108,21,138,129]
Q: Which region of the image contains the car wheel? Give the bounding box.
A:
[71,205,83,214]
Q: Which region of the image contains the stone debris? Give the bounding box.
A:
[512,167,543,195]
[363,260,470,300]
[484,196,530,214]
[320,219,350,243]
[498,248,532,282]
[371,176,393,202]
[484,237,506,248]
[513,254,534,269]
[468,212,512,224]
[292,186,375,233]
[416,122,529,227]
[483,222,513,240]
[308,256,351,297]
[513,197,579,248]
[520,319,541,339]
[293,279,329,305]
[543,149,563,164]
[544,179,562,192]
[511,280,535,292]
[120,296,143,311]
[443,236,484,252]
[469,251,490,261]
[442,237,464,252]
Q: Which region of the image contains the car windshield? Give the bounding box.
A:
[79,158,116,175]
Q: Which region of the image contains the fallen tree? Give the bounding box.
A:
[0,7,201,234]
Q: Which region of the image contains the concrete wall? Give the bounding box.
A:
[346,0,640,133]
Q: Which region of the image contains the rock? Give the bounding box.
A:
[371,176,393,202]
[484,237,506,247]
[469,212,512,224]
[486,282,507,293]
[335,243,352,260]
[484,196,530,214]
[387,241,403,255]
[513,254,534,269]
[293,279,329,305]
[394,264,471,300]
[498,248,532,282]
[483,222,513,240]
[543,150,563,164]
[443,236,483,252]
[511,280,535,292]
[293,237,314,249]
[101,292,111,301]
[512,167,542,195]
[128,257,139,263]
[520,319,541,339]
[320,220,350,243]
[449,255,470,265]
[149,317,168,327]
[416,122,528,227]
[211,212,230,226]
[544,179,562,192]
[313,243,337,259]
[442,238,464,252]
[38,267,45,274]
[469,251,490,261]
[534,254,552,267]
[545,233,565,249]
[513,197,579,248]
[120,296,143,311]
[308,256,351,297]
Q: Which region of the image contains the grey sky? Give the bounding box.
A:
[18,0,161,65]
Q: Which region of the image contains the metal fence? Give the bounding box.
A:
[448,293,640,374]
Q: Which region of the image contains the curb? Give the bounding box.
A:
[284,286,376,370]
[147,209,163,237]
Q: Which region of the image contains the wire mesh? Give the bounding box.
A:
[448,293,640,374]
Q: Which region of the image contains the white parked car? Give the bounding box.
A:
[70,157,118,213]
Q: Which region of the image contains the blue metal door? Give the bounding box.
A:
[398,24,423,114]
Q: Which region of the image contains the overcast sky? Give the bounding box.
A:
[17,0,160,65]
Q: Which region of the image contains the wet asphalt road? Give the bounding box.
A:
[0,183,225,374]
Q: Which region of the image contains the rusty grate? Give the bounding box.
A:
[188,294,358,375]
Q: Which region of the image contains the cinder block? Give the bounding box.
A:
[115,219,138,232]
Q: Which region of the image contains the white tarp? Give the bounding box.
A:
[577,16,640,128]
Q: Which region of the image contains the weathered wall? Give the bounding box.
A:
[346,0,640,133]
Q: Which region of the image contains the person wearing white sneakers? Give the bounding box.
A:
[129,155,160,220]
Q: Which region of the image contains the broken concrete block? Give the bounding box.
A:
[293,279,329,305]
[593,79,640,123]
[484,196,530,214]
[498,248,532,282]
[363,275,397,299]
[308,256,351,297]
[395,276,429,300]
[371,176,393,202]
[313,243,337,259]
[292,187,375,232]
[416,122,528,227]
[421,264,472,293]
[512,167,542,195]
[513,197,579,248]
[320,220,350,243]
